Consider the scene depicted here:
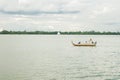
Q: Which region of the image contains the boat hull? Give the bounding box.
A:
[72,42,96,46]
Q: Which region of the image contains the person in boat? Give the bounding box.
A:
[78,42,81,44]
[92,41,94,44]
[89,38,92,41]
[89,38,93,44]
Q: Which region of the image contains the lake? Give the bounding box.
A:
[0,35,120,80]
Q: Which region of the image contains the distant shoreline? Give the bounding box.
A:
[0,30,120,35]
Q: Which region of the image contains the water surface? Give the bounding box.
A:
[0,35,120,80]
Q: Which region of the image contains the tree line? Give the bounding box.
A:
[0,30,120,35]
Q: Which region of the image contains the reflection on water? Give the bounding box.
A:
[0,35,120,80]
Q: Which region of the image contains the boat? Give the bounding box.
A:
[72,41,96,46]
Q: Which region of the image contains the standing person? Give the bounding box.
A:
[89,38,93,43]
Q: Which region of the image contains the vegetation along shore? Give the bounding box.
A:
[0,30,120,35]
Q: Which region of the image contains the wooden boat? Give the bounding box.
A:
[72,41,96,46]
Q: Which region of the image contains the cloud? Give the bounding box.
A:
[90,5,112,19]
[19,0,32,4]
[0,0,81,15]
[0,0,120,31]
[0,9,80,15]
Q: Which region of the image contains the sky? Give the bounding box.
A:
[0,0,120,32]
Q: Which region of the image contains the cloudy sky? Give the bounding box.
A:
[0,0,120,31]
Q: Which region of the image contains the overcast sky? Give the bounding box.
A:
[0,0,120,31]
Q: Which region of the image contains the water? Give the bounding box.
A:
[0,35,120,80]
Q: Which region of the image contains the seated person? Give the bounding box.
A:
[78,42,81,44]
